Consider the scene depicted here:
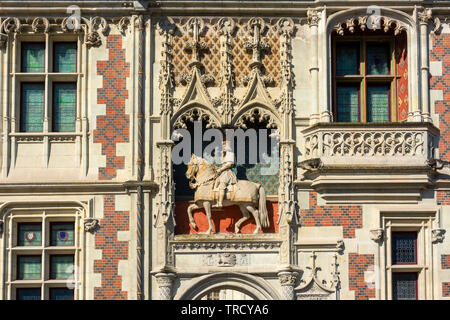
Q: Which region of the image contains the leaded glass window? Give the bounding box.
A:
[17,256,41,280]
[21,42,45,72]
[392,232,417,264]
[53,83,76,132]
[333,35,401,123]
[53,42,77,73]
[50,255,74,279]
[21,83,44,132]
[367,85,390,122]
[50,288,74,300]
[50,222,74,246]
[17,40,79,135]
[16,288,41,300]
[336,43,359,76]
[392,273,418,300]
[336,85,360,122]
[366,43,390,75]
[18,223,42,246]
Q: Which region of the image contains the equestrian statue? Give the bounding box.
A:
[185,141,270,234]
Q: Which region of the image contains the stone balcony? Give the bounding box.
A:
[298,123,440,203]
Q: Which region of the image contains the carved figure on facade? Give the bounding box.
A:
[185,153,270,234]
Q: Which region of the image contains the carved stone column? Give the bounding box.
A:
[418,9,432,122]
[307,9,320,125]
[278,271,298,300]
[155,273,176,300]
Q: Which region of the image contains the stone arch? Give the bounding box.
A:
[174,272,281,300]
[325,7,417,122]
[327,7,414,35]
[171,103,221,130]
[232,102,281,129]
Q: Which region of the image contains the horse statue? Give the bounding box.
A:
[185,154,270,234]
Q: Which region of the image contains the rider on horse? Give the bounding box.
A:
[213,140,237,208]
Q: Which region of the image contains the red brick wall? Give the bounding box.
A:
[437,190,450,205]
[299,192,362,238]
[94,195,129,299]
[442,255,450,270]
[349,253,376,300]
[443,283,450,297]
[94,35,130,180]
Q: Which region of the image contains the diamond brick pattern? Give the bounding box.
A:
[94,195,129,300]
[349,253,376,300]
[430,34,450,161]
[396,33,408,121]
[94,35,130,180]
[233,21,280,87]
[299,192,362,238]
[442,255,450,270]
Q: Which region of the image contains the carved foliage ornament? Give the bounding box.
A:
[0,16,116,48]
[333,16,406,36]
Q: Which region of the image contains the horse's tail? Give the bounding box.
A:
[258,186,269,228]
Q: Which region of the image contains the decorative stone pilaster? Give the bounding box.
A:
[418,8,433,122]
[307,8,321,125]
[278,271,299,300]
[155,273,177,300]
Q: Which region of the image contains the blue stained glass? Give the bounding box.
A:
[50,288,74,300]
[393,273,417,300]
[17,288,41,300]
[50,222,74,246]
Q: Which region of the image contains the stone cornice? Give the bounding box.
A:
[0,181,158,195]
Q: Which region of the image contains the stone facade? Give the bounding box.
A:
[0,0,449,300]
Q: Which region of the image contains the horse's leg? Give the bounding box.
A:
[246,205,261,234]
[200,201,214,235]
[187,202,202,230]
[235,204,250,233]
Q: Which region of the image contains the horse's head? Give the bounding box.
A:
[186,154,217,182]
[186,154,201,181]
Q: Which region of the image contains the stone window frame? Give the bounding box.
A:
[1,28,88,175]
[0,204,85,300]
[10,32,82,140]
[375,207,440,300]
[331,34,401,123]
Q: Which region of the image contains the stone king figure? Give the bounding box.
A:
[212,140,237,208]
